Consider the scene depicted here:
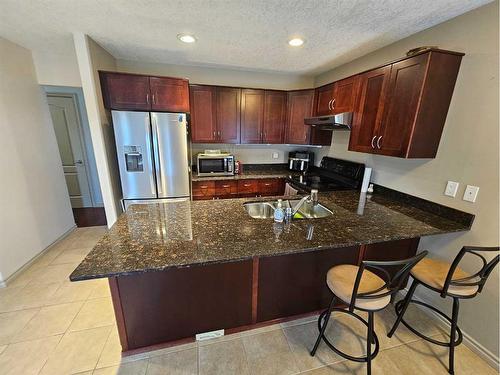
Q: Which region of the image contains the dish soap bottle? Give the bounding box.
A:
[274,199,285,223]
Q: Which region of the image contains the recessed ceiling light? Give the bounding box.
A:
[288,38,304,47]
[177,33,197,43]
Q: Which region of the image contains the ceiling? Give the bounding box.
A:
[0,0,491,75]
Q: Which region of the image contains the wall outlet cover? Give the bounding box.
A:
[272,152,279,159]
[444,181,459,197]
[463,185,479,202]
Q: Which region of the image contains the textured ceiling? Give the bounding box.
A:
[0,0,492,74]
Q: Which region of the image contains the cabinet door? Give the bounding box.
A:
[216,87,241,143]
[150,77,189,112]
[348,66,391,153]
[262,91,287,144]
[377,54,428,156]
[192,181,215,200]
[332,76,359,114]
[100,72,151,110]
[241,89,265,144]
[189,85,217,143]
[314,84,334,116]
[285,90,314,144]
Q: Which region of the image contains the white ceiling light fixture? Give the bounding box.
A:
[288,38,304,47]
[177,33,197,43]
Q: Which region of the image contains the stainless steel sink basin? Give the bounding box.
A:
[243,199,333,219]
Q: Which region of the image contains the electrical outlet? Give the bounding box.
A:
[444,181,459,197]
[272,152,279,159]
[463,185,479,202]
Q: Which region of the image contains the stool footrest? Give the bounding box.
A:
[394,299,463,347]
[316,307,379,363]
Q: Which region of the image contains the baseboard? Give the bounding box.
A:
[1,225,77,287]
[396,289,500,371]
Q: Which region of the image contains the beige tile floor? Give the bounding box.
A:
[0,227,496,375]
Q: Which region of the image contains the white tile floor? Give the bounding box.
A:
[0,227,496,374]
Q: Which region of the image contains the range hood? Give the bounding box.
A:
[304,112,353,130]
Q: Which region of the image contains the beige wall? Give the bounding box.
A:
[314,2,499,359]
[116,59,314,90]
[0,37,74,283]
[32,46,82,87]
[73,34,122,226]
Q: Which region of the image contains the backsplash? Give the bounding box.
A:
[190,143,322,165]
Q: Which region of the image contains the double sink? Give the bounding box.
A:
[243,199,333,219]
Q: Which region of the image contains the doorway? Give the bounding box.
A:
[45,90,106,227]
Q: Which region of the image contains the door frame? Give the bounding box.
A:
[42,85,103,207]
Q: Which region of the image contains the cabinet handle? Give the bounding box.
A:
[264,183,271,186]
[200,186,208,189]
[222,185,230,188]
[371,136,376,149]
[218,130,221,137]
[213,131,216,138]
[244,184,251,187]
[377,136,382,149]
[146,93,149,104]
[331,98,335,111]
[328,99,332,111]
[152,94,156,104]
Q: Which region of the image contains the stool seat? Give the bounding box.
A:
[327,265,391,310]
[411,258,479,296]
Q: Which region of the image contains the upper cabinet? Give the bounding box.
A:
[262,90,287,143]
[190,85,241,143]
[149,77,189,112]
[241,89,265,144]
[285,90,315,144]
[349,49,463,158]
[314,76,359,116]
[99,72,189,112]
[100,72,151,111]
[189,85,217,143]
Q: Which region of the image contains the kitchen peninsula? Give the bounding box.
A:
[70,186,474,354]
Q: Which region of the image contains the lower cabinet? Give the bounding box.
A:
[192,178,285,200]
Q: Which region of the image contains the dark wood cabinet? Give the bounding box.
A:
[262,90,287,144]
[333,76,359,114]
[189,85,217,143]
[99,72,189,112]
[100,72,151,111]
[241,89,265,144]
[349,50,463,158]
[285,90,315,144]
[192,178,284,200]
[216,87,241,143]
[315,83,335,116]
[214,180,238,199]
[150,77,189,112]
[349,66,391,153]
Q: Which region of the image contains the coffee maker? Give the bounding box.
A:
[288,151,315,172]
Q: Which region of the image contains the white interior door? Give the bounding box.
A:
[48,95,93,208]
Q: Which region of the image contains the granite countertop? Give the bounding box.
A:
[70,187,474,281]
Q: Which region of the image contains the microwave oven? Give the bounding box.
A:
[197,151,234,177]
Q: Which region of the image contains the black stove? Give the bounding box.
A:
[288,157,365,192]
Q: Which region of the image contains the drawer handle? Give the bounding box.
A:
[200,186,208,189]
[264,183,271,186]
[222,185,230,188]
[244,184,251,187]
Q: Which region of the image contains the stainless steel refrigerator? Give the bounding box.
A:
[112,111,190,210]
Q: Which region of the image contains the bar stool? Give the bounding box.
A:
[388,246,500,374]
[310,251,428,375]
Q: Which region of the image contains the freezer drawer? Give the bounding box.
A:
[112,111,156,199]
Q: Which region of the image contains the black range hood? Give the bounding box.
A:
[304,112,353,130]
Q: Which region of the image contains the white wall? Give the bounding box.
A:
[32,46,82,87]
[73,34,122,226]
[314,2,499,360]
[0,37,75,284]
[116,59,314,90]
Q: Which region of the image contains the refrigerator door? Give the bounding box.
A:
[112,111,156,199]
[151,112,190,198]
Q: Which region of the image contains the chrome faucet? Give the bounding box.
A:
[292,189,319,216]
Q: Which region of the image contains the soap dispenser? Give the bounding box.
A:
[274,199,285,223]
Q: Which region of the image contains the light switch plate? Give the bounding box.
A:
[272,152,279,159]
[444,181,459,197]
[463,185,479,202]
